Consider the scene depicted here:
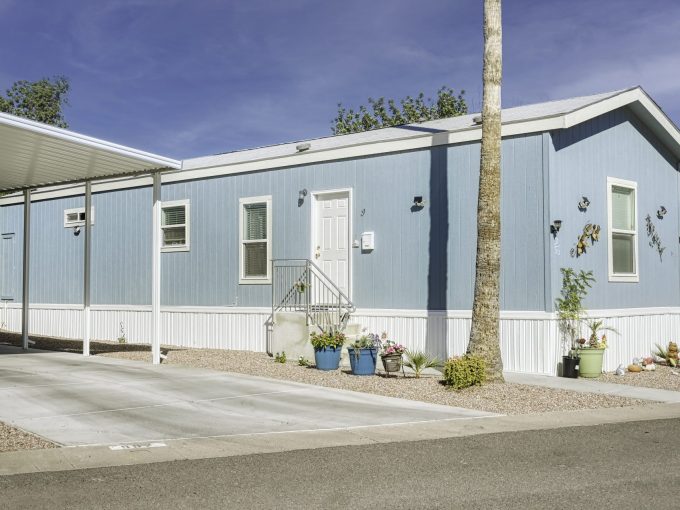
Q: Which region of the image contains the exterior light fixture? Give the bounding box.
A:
[550,220,562,237]
[472,115,482,124]
[657,206,667,219]
[578,197,590,211]
[296,142,311,152]
[298,188,308,207]
[73,226,81,236]
[413,195,425,208]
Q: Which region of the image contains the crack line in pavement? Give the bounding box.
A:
[70,414,501,447]
[10,388,310,421]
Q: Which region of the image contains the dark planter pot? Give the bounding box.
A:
[381,353,403,373]
[348,347,378,375]
[314,346,342,371]
[562,355,580,378]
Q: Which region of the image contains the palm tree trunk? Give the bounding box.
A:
[468,0,504,381]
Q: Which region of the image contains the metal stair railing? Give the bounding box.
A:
[270,258,356,332]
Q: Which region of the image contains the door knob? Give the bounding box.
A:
[315,246,321,259]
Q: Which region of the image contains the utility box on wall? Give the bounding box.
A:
[361,231,375,251]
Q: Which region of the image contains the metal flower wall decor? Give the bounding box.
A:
[570,223,601,258]
[645,214,666,260]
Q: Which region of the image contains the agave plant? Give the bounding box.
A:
[654,343,677,367]
[403,350,441,378]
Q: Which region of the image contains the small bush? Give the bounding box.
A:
[274,351,287,363]
[443,355,486,390]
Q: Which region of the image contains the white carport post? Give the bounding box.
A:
[83,181,92,356]
[21,189,31,350]
[151,171,161,365]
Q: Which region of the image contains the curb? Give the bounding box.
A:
[2,402,680,477]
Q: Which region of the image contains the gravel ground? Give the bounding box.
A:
[0,331,650,415]
[600,364,680,391]
[0,422,56,453]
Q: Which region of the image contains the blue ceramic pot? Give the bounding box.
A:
[348,347,378,375]
[314,346,342,370]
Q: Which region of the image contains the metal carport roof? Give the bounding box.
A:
[0,111,181,364]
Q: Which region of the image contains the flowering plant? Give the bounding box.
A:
[381,339,406,356]
[350,332,382,350]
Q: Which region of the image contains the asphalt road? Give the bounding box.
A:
[2,418,679,509]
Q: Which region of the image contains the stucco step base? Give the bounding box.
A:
[270,312,362,364]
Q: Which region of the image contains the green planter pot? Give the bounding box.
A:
[577,348,605,378]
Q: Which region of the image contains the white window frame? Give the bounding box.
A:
[239,195,272,284]
[64,207,95,227]
[607,177,639,282]
[161,199,190,253]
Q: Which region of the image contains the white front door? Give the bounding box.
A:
[313,191,350,297]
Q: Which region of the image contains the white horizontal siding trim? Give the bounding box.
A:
[3,304,678,376]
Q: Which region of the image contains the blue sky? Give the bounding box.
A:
[1,0,679,159]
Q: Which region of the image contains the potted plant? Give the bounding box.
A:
[577,319,617,378]
[380,336,406,374]
[347,333,381,375]
[310,330,345,371]
[555,268,594,378]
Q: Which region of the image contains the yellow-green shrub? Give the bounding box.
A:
[443,355,486,390]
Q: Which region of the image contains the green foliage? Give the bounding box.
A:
[0,76,70,128]
[443,355,486,390]
[310,330,346,350]
[403,350,441,378]
[274,351,287,363]
[332,86,467,135]
[555,268,594,352]
[297,356,311,367]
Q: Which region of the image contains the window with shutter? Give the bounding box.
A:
[239,196,272,283]
[607,178,638,282]
[161,200,190,252]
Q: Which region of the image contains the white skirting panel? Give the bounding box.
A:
[3,303,679,376]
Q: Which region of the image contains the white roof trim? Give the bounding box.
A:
[174,87,680,181]
[1,87,678,204]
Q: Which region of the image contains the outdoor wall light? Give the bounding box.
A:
[657,206,667,219]
[550,220,562,237]
[298,188,308,207]
[296,142,311,152]
[578,196,590,211]
[73,226,81,236]
[413,195,425,208]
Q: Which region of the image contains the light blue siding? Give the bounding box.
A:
[549,107,680,310]
[0,132,547,311]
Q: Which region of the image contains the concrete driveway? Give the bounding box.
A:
[0,345,494,447]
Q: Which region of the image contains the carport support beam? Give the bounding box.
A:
[83,181,92,356]
[21,189,30,350]
[151,172,161,365]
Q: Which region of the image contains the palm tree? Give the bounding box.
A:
[467,0,504,381]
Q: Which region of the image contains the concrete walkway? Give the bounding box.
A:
[0,345,493,448]
[505,372,680,403]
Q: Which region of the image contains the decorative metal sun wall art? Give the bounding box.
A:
[570,223,601,258]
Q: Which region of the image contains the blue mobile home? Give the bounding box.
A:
[1,86,679,375]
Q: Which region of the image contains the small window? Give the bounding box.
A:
[161,200,190,252]
[607,177,638,282]
[239,196,272,284]
[64,207,94,227]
